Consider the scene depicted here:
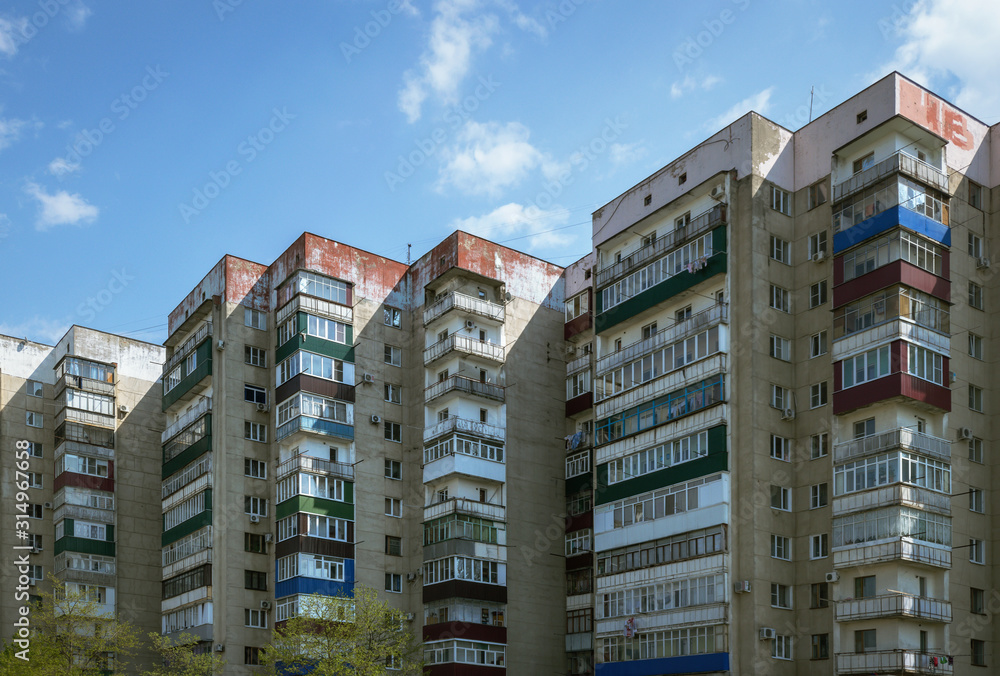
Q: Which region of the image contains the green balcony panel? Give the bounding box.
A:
[275,494,355,522]
[55,538,116,557]
[162,417,212,479]
[276,313,354,363]
[162,510,213,547]
[162,341,213,411]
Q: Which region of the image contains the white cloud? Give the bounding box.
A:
[437,120,562,196]
[0,15,28,58]
[449,202,573,249]
[705,87,774,131]
[48,157,80,176]
[609,141,647,166]
[65,1,92,31]
[670,73,723,99]
[0,317,71,345]
[878,0,1000,119]
[24,182,99,230]
[0,115,39,151]
[0,213,10,238]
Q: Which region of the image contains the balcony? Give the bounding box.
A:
[596,304,727,376]
[424,291,505,326]
[833,484,951,517]
[595,352,727,419]
[55,373,115,398]
[55,440,115,462]
[424,334,504,366]
[276,454,355,482]
[276,293,353,326]
[55,407,115,430]
[423,497,506,523]
[163,321,212,377]
[833,428,950,464]
[595,204,727,289]
[53,503,115,524]
[566,353,593,375]
[425,375,505,404]
[424,450,505,484]
[564,431,591,452]
[833,538,951,570]
[834,151,949,204]
[423,416,505,444]
[832,319,950,362]
[836,650,953,675]
[276,415,354,443]
[836,593,951,623]
[162,397,212,443]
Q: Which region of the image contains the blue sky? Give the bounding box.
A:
[0,0,997,345]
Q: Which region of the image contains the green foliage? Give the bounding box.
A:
[143,633,225,676]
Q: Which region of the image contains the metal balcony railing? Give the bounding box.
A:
[832,484,951,517]
[835,649,953,675]
[833,291,949,341]
[424,334,504,365]
[423,416,505,444]
[162,397,212,443]
[424,291,506,326]
[836,593,951,623]
[56,373,116,398]
[423,497,506,522]
[276,293,353,326]
[833,428,951,464]
[566,353,593,375]
[833,151,950,203]
[595,204,726,288]
[55,407,115,430]
[276,455,355,481]
[833,538,952,570]
[424,375,505,403]
[163,321,212,376]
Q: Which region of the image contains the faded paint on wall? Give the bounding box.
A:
[564,252,596,300]
[167,256,269,335]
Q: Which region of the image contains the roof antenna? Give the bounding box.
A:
[808,86,814,123]
[406,243,411,265]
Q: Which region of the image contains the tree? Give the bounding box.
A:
[264,585,424,676]
[143,632,226,676]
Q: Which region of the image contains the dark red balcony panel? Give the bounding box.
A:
[566,392,593,417]
[423,621,507,644]
[274,535,355,560]
[565,313,593,341]
[833,259,950,308]
[423,580,507,604]
[275,373,355,407]
[834,373,951,415]
[566,551,593,571]
[566,511,593,533]
[54,472,114,493]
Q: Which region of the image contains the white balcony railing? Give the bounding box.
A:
[423,291,506,326]
[163,321,213,377]
[162,396,212,443]
[56,373,116,397]
[423,334,504,365]
[423,416,505,444]
[566,353,593,375]
[424,375,505,403]
[836,650,953,675]
[832,484,951,517]
[833,428,951,464]
[833,538,952,570]
[833,151,950,203]
[423,497,506,522]
[276,294,353,327]
[276,455,355,481]
[55,407,116,430]
[835,593,951,622]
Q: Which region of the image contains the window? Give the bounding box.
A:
[772,635,792,660]
[244,345,266,367]
[27,380,43,397]
[811,433,828,459]
[678,172,686,185]
[809,231,828,258]
[384,383,401,404]
[384,344,402,366]
[854,418,875,439]
[969,231,984,257]
[27,442,42,458]
[810,483,828,509]
[809,281,827,308]
[969,437,984,464]
[383,306,402,328]
[770,186,790,215]
[770,236,790,264]
[566,451,590,479]
[479,408,488,423]
[970,488,985,513]
[244,570,267,591]
[856,110,868,124]
[771,534,791,561]
[565,293,590,321]
[972,639,986,667]
[244,647,261,666]
[27,472,42,489]
[854,629,876,654]
[244,458,267,479]
[972,588,986,614]
[808,182,828,210]
[384,421,402,442]
[567,609,593,634]
[244,421,267,443]
[770,435,790,462]
[769,285,789,312]
[855,575,875,598]
[244,308,266,330]
[565,530,592,557]
[969,181,983,210]
[810,382,828,408]
[385,536,402,556]
[770,485,791,511]
[641,322,657,340]
[385,498,402,518]
[810,331,828,358]
[674,213,691,231]
[244,533,266,554]
[26,412,43,428]
[969,333,984,360]
[770,385,789,410]
[244,385,266,405]
[385,573,402,593]
[810,583,829,609]
[969,281,984,310]
[27,504,43,519]
[306,315,347,343]
[842,346,891,388]
[769,335,791,361]
[970,385,984,412]
[384,459,402,480]
[244,496,268,517]
[771,583,792,609]
[852,152,874,174]
[810,534,829,559]
[907,345,944,384]
[245,608,268,628]
[811,634,829,660]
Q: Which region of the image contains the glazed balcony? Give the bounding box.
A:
[425,375,505,404]
[833,538,951,570]
[835,650,952,675]
[162,397,212,443]
[423,416,505,444]
[833,151,949,204]
[832,484,951,517]
[566,353,593,376]
[835,593,951,623]
[55,373,115,398]
[163,321,212,377]
[595,204,727,288]
[424,334,505,366]
[55,407,115,430]
[53,503,115,524]
[424,291,505,327]
[833,428,950,464]
[423,497,506,523]
[276,454,355,482]
[276,293,353,326]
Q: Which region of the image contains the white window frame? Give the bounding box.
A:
[385,497,402,518]
[810,331,828,358]
[810,533,829,559]
[27,380,43,397]
[771,534,791,561]
[770,485,791,511]
[770,236,790,264]
[384,344,402,366]
[770,583,792,609]
[26,411,43,428]
[810,483,828,509]
[769,335,791,361]
[769,285,789,312]
[245,345,267,367]
[770,186,790,215]
[244,458,267,479]
[810,382,828,409]
[244,308,267,330]
[244,421,267,443]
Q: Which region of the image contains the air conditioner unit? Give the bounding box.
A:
[249,515,260,524]
[977,257,991,269]
[216,339,225,351]
[566,345,577,356]
[782,408,796,421]
[31,546,42,554]
[260,600,271,610]
[759,627,776,640]
[370,414,382,424]
[214,644,225,653]
[363,373,375,384]
[734,580,751,593]
[405,612,415,621]
[825,572,840,583]
[407,572,417,582]
[264,533,274,543]
[811,251,826,262]
[118,404,129,413]
[28,579,36,587]
[43,502,53,510]
[710,184,724,199]
[465,320,476,330]
[959,427,974,441]
[256,402,268,413]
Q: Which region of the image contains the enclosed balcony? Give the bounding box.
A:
[424,416,505,444]
[833,150,949,204]
[836,650,952,675]
[276,292,353,326]
[55,406,115,430]
[833,538,951,570]
[566,352,593,376]
[833,428,950,464]
[423,434,505,484]
[832,287,949,359]
[162,321,212,378]
[424,334,504,366]
[835,593,951,623]
[423,497,506,523]
[425,375,505,404]
[162,397,212,443]
[424,291,505,326]
[833,484,951,517]
[277,454,354,482]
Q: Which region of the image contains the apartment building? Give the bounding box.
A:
[0,327,165,669]
[564,72,997,676]
[157,232,566,674]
